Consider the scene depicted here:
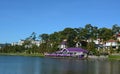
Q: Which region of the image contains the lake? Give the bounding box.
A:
[0,56,120,74]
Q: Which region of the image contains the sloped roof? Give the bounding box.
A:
[66,47,88,53]
[117,33,120,36]
[107,39,117,42]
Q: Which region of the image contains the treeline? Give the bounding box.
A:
[0,24,120,54]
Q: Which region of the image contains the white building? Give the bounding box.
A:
[104,39,118,50]
[117,33,120,42]
[11,40,41,47]
[105,39,117,47]
[18,40,24,45]
[59,39,67,49]
[93,38,103,44]
[11,42,18,46]
[31,40,41,46]
[11,40,25,46]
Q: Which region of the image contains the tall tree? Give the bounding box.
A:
[61,28,77,47]
[112,24,120,34]
[98,28,112,41]
[26,32,37,41]
[92,26,98,39]
[85,24,93,39]
[74,27,83,41]
[39,33,49,43]
[31,32,37,40]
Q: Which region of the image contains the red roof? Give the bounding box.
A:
[117,33,120,36]
[107,39,117,42]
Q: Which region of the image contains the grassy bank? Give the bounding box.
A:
[108,55,120,60]
[1,53,120,60]
[0,53,45,57]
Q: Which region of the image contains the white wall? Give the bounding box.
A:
[105,42,117,46]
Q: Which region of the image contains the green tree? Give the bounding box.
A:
[26,32,37,41]
[85,24,93,39]
[39,33,49,43]
[74,27,84,41]
[60,28,77,47]
[112,24,120,35]
[98,28,113,41]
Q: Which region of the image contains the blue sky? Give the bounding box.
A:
[0,0,120,43]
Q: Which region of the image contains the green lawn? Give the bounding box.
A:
[109,55,120,60]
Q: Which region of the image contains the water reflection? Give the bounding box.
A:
[40,58,120,74]
[0,56,120,74]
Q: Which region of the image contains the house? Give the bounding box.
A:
[94,38,103,44]
[104,39,118,49]
[18,40,25,45]
[11,39,41,47]
[45,47,88,58]
[11,42,19,46]
[0,44,5,49]
[11,40,25,46]
[0,43,11,49]
[31,40,41,46]
[59,39,67,49]
[117,33,120,42]
[76,42,81,47]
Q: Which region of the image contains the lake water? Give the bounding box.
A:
[0,56,120,74]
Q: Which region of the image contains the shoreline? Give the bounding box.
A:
[108,55,120,60]
[0,53,44,57]
[88,55,120,60]
[0,53,120,60]
[88,55,108,59]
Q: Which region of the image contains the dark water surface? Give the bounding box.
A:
[0,56,120,74]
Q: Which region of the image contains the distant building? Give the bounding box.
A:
[76,42,81,47]
[93,38,103,44]
[11,39,41,47]
[18,40,25,45]
[87,38,103,45]
[59,39,67,49]
[117,33,120,42]
[104,39,118,50]
[11,42,19,46]
[11,40,24,46]
[0,43,11,48]
[31,40,41,46]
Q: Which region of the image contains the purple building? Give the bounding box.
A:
[45,47,88,58]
